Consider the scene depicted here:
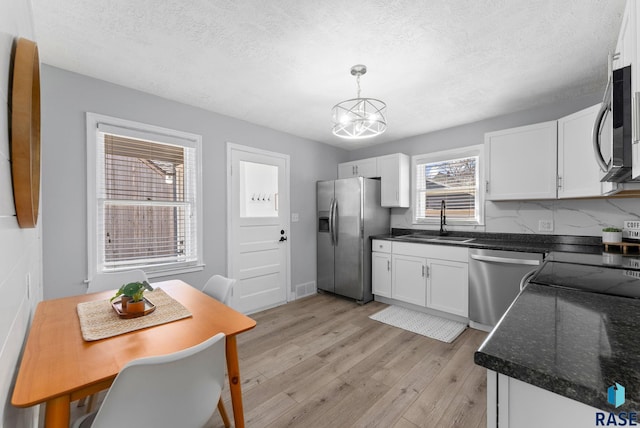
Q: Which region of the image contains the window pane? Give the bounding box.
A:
[239,161,279,218]
[98,131,198,270]
[415,156,478,221]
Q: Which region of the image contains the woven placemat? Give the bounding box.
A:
[77,288,192,341]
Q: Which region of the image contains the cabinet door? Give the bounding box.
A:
[485,121,557,200]
[557,104,603,198]
[372,252,392,298]
[615,0,634,69]
[392,254,426,306]
[338,162,357,179]
[338,158,379,179]
[355,157,378,178]
[378,153,410,208]
[427,259,468,317]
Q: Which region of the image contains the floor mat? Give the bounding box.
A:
[369,305,466,343]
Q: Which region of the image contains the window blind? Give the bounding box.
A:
[415,156,478,222]
[96,131,198,270]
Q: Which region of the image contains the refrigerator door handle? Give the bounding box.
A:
[331,199,338,245]
[328,198,335,246]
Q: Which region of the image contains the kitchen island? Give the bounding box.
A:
[474,254,640,426]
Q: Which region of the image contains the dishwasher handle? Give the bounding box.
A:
[470,254,541,266]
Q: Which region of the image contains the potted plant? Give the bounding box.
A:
[110,281,153,314]
[602,227,623,243]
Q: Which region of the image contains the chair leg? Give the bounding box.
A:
[86,394,97,414]
[77,396,87,407]
[217,398,230,428]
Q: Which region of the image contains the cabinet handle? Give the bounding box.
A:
[387,260,390,271]
[356,165,359,175]
[422,265,425,277]
[557,175,563,189]
[485,181,489,193]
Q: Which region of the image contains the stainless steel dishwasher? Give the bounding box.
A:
[468,248,543,331]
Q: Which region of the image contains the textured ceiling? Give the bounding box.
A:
[31,0,625,150]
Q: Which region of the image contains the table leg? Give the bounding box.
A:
[225,335,245,428]
[45,395,70,428]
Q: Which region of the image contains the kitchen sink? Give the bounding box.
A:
[396,234,475,244]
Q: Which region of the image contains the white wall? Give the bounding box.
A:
[41,65,347,300]
[0,1,44,427]
[350,93,640,236]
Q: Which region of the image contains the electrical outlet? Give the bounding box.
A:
[538,220,554,232]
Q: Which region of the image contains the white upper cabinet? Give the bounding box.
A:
[614,0,635,69]
[337,157,378,179]
[377,153,410,207]
[485,121,558,200]
[557,104,605,198]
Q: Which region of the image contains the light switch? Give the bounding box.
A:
[291,213,299,222]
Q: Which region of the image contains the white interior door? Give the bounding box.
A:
[227,143,290,314]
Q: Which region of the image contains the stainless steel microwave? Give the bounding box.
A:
[592,65,638,183]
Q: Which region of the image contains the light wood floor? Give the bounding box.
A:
[218,293,488,428]
[75,294,488,428]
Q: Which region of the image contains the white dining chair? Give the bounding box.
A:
[79,269,150,412]
[201,274,236,305]
[72,333,227,428]
[87,269,149,294]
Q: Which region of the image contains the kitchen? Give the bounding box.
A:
[2,1,640,427]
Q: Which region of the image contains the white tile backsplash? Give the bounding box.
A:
[392,198,640,237]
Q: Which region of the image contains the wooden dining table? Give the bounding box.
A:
[11,280,257,428]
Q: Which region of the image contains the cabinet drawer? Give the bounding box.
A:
[372,239,391,253]
[392,242,468,262]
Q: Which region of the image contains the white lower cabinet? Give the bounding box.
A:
[372,252,392,298]
[427,259,468,317]
[392,254,427,306]
[487,371,601,428]
[372,241,469,318]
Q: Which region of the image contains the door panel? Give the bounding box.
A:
[334,178,363,300]
[229,145,289,314]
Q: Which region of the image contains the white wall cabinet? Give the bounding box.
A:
[372,241,469,319]
[557,104,606,198]
[338,157,378,179]
[485,121,558,201]
[377,153,410,207]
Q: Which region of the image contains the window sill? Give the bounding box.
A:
[144,264,205,279]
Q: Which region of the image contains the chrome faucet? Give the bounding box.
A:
[439,200,448,236]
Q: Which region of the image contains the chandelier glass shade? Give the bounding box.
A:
[332,65,387,140]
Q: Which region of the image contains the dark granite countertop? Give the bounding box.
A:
[371,229,606,255]
[474,281,640,413]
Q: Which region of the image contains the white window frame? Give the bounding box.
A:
[86,112,204,280]
[412,144,485,226]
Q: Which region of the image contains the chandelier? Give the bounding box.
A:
[332,64,387,139]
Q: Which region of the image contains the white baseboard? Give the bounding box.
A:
[295,281,316,299]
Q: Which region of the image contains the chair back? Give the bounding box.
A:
[201,275,236,305]
[87,269,148,294]
[89,333,226,428]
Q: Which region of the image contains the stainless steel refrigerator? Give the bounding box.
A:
[317,177,390,303]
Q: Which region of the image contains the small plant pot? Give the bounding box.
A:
[125,300,145,314]
[120,296,131,310]
[603,231,622,243]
